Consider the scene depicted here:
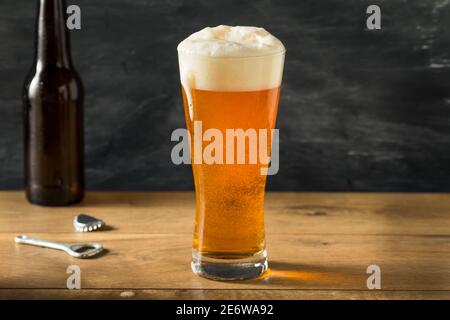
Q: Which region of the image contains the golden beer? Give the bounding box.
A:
[178,25,285,280]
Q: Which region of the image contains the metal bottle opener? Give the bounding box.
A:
[15,235,104,259]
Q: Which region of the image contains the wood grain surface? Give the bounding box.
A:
[0,192,449,299]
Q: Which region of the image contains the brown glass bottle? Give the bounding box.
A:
[23,0,84,206]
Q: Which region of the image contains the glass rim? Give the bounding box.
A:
[177,49,286,60]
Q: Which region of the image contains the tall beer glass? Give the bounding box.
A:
[177,26,285,280]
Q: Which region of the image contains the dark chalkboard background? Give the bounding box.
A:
[1,0,449,191]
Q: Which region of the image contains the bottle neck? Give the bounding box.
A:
[36,0,71,68]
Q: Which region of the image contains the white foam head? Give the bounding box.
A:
[177,25,285,93]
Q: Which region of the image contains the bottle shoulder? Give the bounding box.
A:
[27,64,82,81]
[24,65,83,100]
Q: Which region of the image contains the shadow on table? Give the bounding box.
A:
[242,261,358,288]
[85,248,110,260]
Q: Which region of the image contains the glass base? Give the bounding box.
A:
[191,249,268,281]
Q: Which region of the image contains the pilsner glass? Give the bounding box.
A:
[177,26,285,280]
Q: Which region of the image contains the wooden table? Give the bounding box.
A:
[0,192,449,300]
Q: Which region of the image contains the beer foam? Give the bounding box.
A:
[178,26,285,98]
[177,25,285,58]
